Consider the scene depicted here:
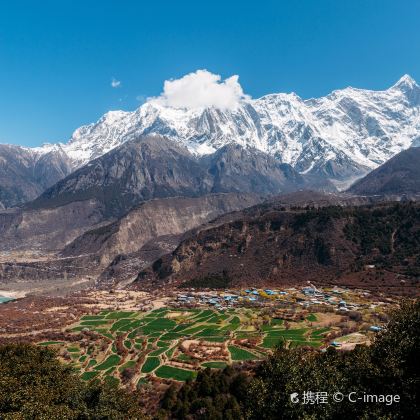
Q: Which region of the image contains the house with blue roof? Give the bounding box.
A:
[264,289,278,295]
[302,287,315,295]
[369,326,382,332]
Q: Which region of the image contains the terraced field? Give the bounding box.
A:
[38,307,332,387]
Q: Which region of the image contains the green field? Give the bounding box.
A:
[119,360,136,372]
[81,315,106,320]
[38,307,337,386]
[95,355,121,370]
[81,371,99,381]
[202,361,228,369]
[149,347,169,356]
[229,345,259,361]
[106,311,136,319]
[155,365,197,381]
[87,359,97,368]
[141,357,160,373]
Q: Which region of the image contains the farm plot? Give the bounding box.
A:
[141,357,160,373]
[155,365,197,381]
[38,341,64,346]
[261,328,324,348]
[95,355,121,370]
[228,345,259,361]
[202,361,228,369]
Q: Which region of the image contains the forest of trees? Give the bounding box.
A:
[291,202,420,275]
[0,344,146,419]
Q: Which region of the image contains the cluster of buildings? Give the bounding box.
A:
[174,287,294,308]
[298,286,366,312]
[170,285,386,352]
[175,292,241,308]
[172,285,360,312]
[172,285,389,322]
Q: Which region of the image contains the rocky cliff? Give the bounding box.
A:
[0,193,261,291]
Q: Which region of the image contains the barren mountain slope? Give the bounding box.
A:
[348,147,420,197]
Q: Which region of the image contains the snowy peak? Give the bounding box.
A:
[391,74,418,90]
[16,75,420,191]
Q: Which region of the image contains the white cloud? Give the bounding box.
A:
[111,78,121,88]
[150,69,249,110]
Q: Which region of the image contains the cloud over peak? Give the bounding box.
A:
[151,69,249,110]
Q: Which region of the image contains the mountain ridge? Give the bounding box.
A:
[61,74,420,183]
[348,146,420,196]
[27,136,309,218]
[1,74,417,209]
[0,144,73,209]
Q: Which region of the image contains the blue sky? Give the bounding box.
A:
[1,0,419,147]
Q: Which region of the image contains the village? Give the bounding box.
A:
[173,284,388,326]
[0,282,396,399]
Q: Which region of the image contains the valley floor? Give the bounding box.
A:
[0,284,398,404]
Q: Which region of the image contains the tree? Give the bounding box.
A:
[160,366,250,419]
[0,344,146,419]
[121,367,136,384]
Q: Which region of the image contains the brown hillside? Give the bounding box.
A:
[136,202,420,295]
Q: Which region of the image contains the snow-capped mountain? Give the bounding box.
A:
[0,143,72,208]
[51,74,419,187]
[1,74,419,208]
